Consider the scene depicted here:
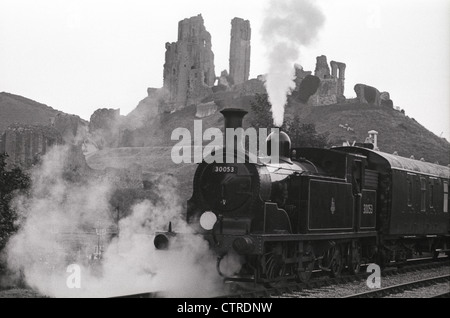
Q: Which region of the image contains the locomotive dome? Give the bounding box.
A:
[266,130,291,162]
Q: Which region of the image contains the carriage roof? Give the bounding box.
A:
[335,146,450,178]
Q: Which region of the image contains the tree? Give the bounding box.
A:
[0,153,30,254]
[250,93,275,130]
[250,93,330,148]
[283,116,330,148]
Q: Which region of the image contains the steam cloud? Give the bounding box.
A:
[261,0,325,127]
[5,146,235,297]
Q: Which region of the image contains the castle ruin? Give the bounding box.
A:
[229,18,251,86]
[158,15,392,114]
[162,15,254,113]
[308,55,346,106]
[163,14,216,112]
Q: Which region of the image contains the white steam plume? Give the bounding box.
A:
[5,146,235,297]
[261,0,325,127]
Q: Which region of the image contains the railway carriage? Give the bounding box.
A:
[337,146,450,263]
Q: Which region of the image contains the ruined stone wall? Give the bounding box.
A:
[309,79,338,106]
[195,101,218,118]
[229,18,251,86]
[53,113,87,144]
[232,78,266,96]
[0,124,62,168]
[216,70,232,90]
[89,108,121,149]
[354,84,394,107]
[380,91,394,108]
[309,55,346,106]
[293,64,312,88]
[314,55,331,79]
[292,64,320,103]
[163,14,215,112]
[89,108,120,132]
[330,60,346,97]
[354,84,381,106]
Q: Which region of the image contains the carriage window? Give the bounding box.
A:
[444,181,448,213]
[420,178,426,212]
[407,178,413,206]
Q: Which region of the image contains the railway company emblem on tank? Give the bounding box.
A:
[330,197,336,215]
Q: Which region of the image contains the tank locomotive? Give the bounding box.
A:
[154,108,450,284]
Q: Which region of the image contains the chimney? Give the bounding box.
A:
[220,108,247,130]
[368,130,378,150]
[220,108,248,160]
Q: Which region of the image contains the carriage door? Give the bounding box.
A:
[360,168,378,231]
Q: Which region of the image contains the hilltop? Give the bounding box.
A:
[0,92,66,131]
[0,92,87,134]
[84,90,449,203]
[0,92,89,168]
[291,101,449,165]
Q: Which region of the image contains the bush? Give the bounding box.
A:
[250,93,330,148]
[0,153,30,272]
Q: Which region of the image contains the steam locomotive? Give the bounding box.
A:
[154,108,450,284]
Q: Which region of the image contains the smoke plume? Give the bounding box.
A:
[261,0,325,127]
[5,146,231,297]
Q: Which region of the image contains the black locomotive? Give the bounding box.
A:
[154,108,450,284]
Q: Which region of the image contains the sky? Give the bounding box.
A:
[1,0,449,140]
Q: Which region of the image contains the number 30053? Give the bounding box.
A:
[214,166,236,173]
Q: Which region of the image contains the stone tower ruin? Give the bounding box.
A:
[309,55,346,106]
[163,14,215,111]
[330,60,346,97]
[229,18,251,86]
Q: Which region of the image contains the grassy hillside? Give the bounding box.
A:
[86,146,198,203]
[5,90,445,206]
[294,102,449,165]
[85,93,256,201]
[118,92,449,165]
[0,92,65,132]
[86,94,449,205]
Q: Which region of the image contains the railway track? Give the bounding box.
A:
[432,292,450,298]
[217,258,450,298]
[111,292,161,298]
[342,274,450,298]
[110,257,449,298]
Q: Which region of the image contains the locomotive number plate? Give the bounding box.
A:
[363,204,374,214]
[213,166,237,173]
